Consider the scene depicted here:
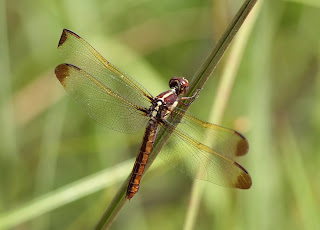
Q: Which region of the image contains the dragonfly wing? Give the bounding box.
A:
[158,124,251,189]
[55,64,149,133]
[57,29,153,110]
[171,109,249,157]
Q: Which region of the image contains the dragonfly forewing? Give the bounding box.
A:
[171,109,249,158]
[57,29,153,111]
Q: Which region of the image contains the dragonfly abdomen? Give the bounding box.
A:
[126,120,159,200]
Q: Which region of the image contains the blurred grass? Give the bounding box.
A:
[0,0,319,230]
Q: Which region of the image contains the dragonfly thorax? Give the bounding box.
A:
[148,89,180,122]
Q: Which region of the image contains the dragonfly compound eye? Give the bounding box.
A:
[169,77,189,95]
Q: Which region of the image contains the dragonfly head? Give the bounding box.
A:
[169,77,189,96]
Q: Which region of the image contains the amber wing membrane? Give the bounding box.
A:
[55,63,149,132]
[171,109,249,157]
[57,29,153,112]
[56,29,153,133]
[159,119,251,189]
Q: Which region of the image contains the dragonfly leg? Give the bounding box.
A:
[179,88,202,106]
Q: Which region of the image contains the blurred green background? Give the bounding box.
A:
[0,0,319,229]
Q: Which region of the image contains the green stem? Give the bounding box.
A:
[95,0,258,229]
[188,0,258,96]
[94,177,128,230]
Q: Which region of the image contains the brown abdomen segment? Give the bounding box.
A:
[126,120,158,200]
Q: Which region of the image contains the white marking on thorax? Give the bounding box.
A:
[159,89,175,101]
[151,101,162,119]
[171,100,178,110]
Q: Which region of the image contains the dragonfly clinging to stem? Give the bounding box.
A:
[54,29,252,200]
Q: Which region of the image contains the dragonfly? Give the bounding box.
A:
[55,29,252,200]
